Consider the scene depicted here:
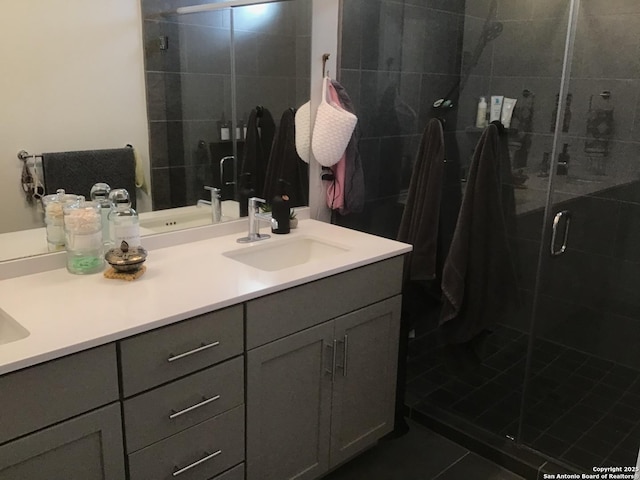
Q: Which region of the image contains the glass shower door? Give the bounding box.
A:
[521,0,640,471]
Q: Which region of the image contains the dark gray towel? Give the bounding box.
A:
[397,118,445,283]
[439,124,519,345]
[42,147,136,209]
[241,107,276,199]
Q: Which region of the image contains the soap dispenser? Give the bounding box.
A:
[108,189,141,248]
[271,179,290,235]
[238,173,255,218]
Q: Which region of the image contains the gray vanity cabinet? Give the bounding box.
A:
[0,344,123,479]
[328,296,401,468]
[246,322,335,480]
[0,403,125,480]
[246,273,402,480]
[119,305,246,480]
[0,254,405,480]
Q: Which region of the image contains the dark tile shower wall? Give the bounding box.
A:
[489,3,640,371]
[141,0,310,210]
[341,0,640,474]
[337,0,465,238]
[339,0,640,364]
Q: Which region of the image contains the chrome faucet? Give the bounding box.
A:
[197,186,222,224]
[237,197,271,243]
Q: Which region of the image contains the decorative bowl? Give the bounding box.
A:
[105,241,147,272]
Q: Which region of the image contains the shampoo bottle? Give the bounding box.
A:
[490,96,504,123]
[108,189,141,248]
[271,179,290,235]
[218,112,231,141]
[475,97,488,128]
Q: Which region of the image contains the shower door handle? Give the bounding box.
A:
[550,210,571,256]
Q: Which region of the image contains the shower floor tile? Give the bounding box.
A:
[405,324,640,474]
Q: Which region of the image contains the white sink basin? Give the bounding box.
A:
[0,310,29,346]
[223,236,349,271]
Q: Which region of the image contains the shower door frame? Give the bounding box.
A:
[517,0,582,444]
[513,0,639,470]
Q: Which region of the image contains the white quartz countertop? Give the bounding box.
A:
[0,220,411,375]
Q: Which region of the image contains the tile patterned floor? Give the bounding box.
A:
[323,419,525,480]
[405,325,640,473]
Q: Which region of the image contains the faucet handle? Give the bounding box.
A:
[204,186,221,199]
[249,197,266,208]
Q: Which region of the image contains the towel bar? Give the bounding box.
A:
[17,150,42,163]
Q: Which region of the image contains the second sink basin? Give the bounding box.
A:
[0,309,30,346]
[223,236,349,271]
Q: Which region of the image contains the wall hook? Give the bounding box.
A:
[322,53,330,79]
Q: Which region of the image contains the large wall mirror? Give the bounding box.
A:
[0,0,311,262]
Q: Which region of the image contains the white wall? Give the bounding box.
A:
[309,0,339,222]
[0,0,150,234]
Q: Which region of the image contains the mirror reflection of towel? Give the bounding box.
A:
[241,107,276,199]
[42,147,136,209]
[263,109,308,207]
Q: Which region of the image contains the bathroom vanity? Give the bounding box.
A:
[0,219,410,480]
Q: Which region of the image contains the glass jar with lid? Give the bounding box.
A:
[90,182,112,250]
[108,189,140,248]
[63,196,104,274]
[42,189,80,252]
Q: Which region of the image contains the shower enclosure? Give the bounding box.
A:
[339,0,640,475]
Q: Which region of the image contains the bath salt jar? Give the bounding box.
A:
[63,196,104,274]
[42,189,79,252]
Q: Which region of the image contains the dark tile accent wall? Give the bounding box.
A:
[337,0,465,237]
[141,0,310,209]
[340,0,640,366]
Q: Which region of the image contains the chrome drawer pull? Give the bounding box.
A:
[343,334,348,377]
[331,339,337,380]
[169,395,221,419]
[167,341,220,363]
[172,450,222,477]
[324,340,337,380]
[336,335,348,377]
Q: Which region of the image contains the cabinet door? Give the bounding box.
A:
[0,403,125,480]
[329,295,402,468]
[246,321,334,480]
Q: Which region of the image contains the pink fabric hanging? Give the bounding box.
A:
[326,82,347,210]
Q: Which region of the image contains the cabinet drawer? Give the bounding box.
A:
[246,256,403,349]
[0,344,118,444]
[0,403,124,480]
[214,463,244,480]
[128,404,245,480]
[124,356,244,453]
[120,305,243,396]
